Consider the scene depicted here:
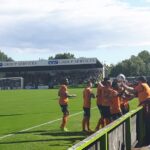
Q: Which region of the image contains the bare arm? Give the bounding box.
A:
[98,81,104,87]
[67,93,76,98]
[122,83,136,94]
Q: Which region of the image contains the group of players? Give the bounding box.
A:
[82,75,133,132]
[58,75,150,144]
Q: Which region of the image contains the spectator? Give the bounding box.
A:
[123,76,150,145]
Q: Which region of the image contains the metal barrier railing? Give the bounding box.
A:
[68,107,145,150]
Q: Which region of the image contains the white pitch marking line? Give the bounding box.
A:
[0,107,97,140]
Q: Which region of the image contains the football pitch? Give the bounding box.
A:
[0,88,138,150]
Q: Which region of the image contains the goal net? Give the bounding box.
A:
[0,77,24,90]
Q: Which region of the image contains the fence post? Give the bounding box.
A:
[126,117,131,150]
[137,109,145,146]
[100,134,108,150]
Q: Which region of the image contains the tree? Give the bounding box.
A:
[138,50,150,64]
[48,52,75,60]
[0,50,13,61]
[129,56,146,76]
[110,63,124,77]
[48,56,54,60]
[109,50,149,77]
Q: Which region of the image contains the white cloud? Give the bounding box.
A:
[1,47,52,60]
[0,0,149,31]
[97,41,150,49]
[0,0,150,63]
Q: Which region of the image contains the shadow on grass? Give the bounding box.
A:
[0,130,87,147]
[14,130,91,137]
[0,114,24,117]
[14,130,47,134]
[39,131,91,136]
[0,137,84,145]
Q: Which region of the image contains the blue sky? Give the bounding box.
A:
[0,0,150,64]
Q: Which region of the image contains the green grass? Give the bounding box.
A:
[0,88,139,150]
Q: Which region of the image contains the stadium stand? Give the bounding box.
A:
[0,58,103,89]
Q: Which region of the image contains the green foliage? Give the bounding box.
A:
[110,50,150,77]
[138,50,150,64]
[48,52,75,60]
[0,50,13,61]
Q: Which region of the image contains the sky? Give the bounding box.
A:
[0,0,150,64]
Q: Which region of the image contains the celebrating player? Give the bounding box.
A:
[95,78,110,131]
[58,78,76,132]
[82,80,95,133]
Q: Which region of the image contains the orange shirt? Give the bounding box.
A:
[101,87,112,106]
[83,87,92,108]
[111,98,121,114]
[121,91,132,107]
[110,90,121,114]
[121,98,129,107]
[96,84,103,105]
[58,85,68,105]
[117,88,124,106]
[134,83,150,103]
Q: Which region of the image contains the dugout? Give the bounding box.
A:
[0,58,103,89]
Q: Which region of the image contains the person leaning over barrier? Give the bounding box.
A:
[122,76,150,145]
[122,76,150,105]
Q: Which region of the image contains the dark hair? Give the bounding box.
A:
[137,76,147,83]
[86,80,92,86]
[105,80,112,86]
[112,80,119,89]
[102,77,110,86]
[60,78,69,85]
[104,77,110,82]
